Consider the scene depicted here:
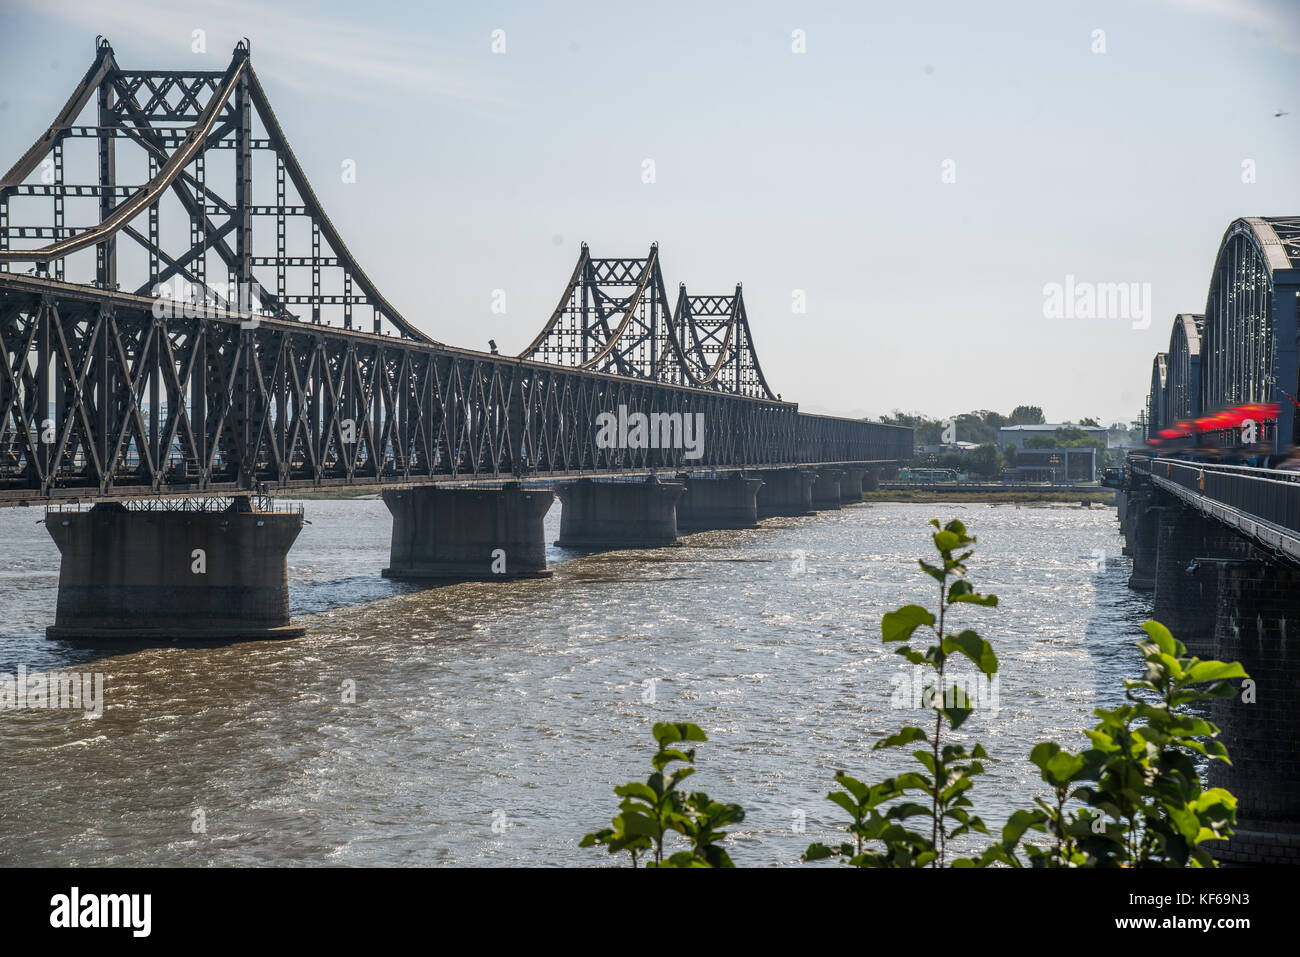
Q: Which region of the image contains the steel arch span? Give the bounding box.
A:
[1143,217,1300,449]
[1165,313,1203,428]
[0,41,911,505]
[518,244,779,400]
[0,37,430,341]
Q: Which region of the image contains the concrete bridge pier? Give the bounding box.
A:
[45,497,304,641]
[382,483,554,581]
[555,476,685,550]
[839,467,866,503]
[755,469,815,517]
[1123,488,1159,590]
[811,469,844,510]
[1209,558,1300,865]
[675,473,764,531]
[1152,504,1258,656]
[862,468,880,493]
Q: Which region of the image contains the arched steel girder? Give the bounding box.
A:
[1164,313,1203,427]
[1148,352,1168,438]
[0,39,433,343]
[1200,217,1300,445]
[519,244,779,400]
[672,284,778,399]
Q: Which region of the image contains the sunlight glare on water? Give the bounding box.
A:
[0,498,1148,866]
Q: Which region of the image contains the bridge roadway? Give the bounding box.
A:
[1119,454,1300,865]
[0,273,909,507]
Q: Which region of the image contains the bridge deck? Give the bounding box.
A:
[1135,457,1300,563]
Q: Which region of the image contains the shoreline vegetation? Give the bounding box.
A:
[860,489,1116,506]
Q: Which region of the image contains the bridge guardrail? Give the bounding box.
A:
[1147,458,1300,534]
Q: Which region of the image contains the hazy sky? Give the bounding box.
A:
[1,0,1297,426]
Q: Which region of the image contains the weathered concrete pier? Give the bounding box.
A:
[755,468,815,517]
[811,468,843,510]
[839,467,866,503]
[382,483,554,580]
[45,497,304,641]
[675,473,764,530]
[555,476,686,550]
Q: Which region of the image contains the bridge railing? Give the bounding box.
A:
[1146,458,1300,533]
[795,413,913,464]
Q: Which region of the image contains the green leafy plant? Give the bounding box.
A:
[968,621,1246,868]
[581,721,744,868]
[586,520,1249,870]
[805,519,999,867]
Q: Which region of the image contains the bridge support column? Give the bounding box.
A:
[862,468,880,493]
[755,469,814,518]
[1125,490,1158,591]
[556,476,685,550]
[1209,558,1300,865]
[675,473,764,531]
[1121,489,1142,556]
[839,467,866,503]
[45,497,304,641]
[1152,505,1258,657]
[811,469,844,510]
[381,483,554,581]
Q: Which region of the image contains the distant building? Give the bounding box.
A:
[997,424,1109,449]
[1005,447,1096,483]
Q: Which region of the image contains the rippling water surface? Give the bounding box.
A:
[0,497,1148,866]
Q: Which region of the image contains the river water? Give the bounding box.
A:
[0,498,1149,866]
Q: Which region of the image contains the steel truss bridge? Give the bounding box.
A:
[0,41,909,506]
[1144,217,1300,447]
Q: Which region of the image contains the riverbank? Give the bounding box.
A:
[860,488,1116,505]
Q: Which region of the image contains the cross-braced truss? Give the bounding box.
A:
[0,41,912,504]
[0,37,428,341]
[519,243,779,400]
[672,284,776,399]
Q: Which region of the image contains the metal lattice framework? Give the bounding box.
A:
[0,37,428,340]
[518,243,778,399]
[1143,218,1300,446]
[0,42,912,505]
[672,284,776,399]
[1147,352,1168,436]
[1165,313,1203,427]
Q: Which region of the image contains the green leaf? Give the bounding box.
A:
[933,529,961,552]
[883,605,935,642]
[803,842,835,861]
[653,722,707,746]
[1140,620,1178,657]
[941,630,999,677]
[617,780,659,800]
[874,726,929,750]
[1184,660,1248,684]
